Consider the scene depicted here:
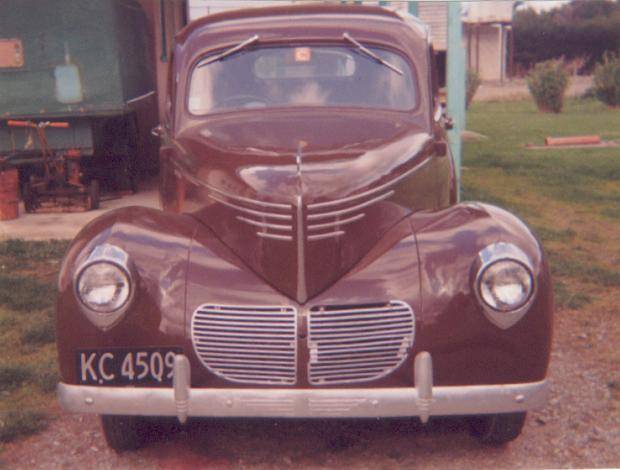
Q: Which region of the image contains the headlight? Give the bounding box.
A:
[77,262,130,312]
[74,244,134,330]
[474,243,537,329]
[479,260,533,312]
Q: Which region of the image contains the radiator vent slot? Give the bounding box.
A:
[191,304,297,385]
[307,301,415,385]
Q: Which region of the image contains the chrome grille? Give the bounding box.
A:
[307,301,415,385]
[191,304,297,385]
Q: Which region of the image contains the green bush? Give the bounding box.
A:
[593,51,620,107]
[466,69,480,109]
[527,60,569,113]
[514,2,620,72]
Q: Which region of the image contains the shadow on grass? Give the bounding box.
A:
[0,364,33,392]
[0,276,55,312]
[0,239,68,262]
[548,250,620,287]
[0,410,48,443]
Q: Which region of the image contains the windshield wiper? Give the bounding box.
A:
[198,34,260,67]
[342,32,403,76]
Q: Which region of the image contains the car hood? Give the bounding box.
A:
[174,109,433,303]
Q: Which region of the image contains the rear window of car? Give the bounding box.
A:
[188,45,417,114]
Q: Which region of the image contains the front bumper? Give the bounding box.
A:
[58,353,549,423]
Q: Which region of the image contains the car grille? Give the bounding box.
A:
[307,301,415,385]
[191,304,298,385]
[191,301,415,386]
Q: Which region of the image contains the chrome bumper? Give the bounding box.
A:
[58,353,549,423]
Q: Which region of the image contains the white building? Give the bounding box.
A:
[414,1,516,82]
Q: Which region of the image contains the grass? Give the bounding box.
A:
[530,226,576,243]
[0,410,48,443]
[0,240,68,445]
[464,98,620,312]
[0,365,33,392]
[554,281,593,310]
[0,238,68,262]
[0,276,55,312]
[21,317,56,346]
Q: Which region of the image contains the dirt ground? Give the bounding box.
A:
[1,293,618,469]
[0,188,159,241]
[473,76,593,102]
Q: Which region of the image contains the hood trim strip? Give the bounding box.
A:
[307,190,394,221]
[236,216,292,232]
[208,194,293,220]
[296,194,307,303]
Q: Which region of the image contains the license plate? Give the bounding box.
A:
[76,347,182,386]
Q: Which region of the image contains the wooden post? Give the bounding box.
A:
[447,1,465,200]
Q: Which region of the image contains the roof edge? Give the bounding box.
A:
[176,4,405,44]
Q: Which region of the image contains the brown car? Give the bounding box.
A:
[56,4,553,452]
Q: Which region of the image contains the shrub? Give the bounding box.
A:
[513,2,620,73]
[580,86,597,100]
[593,51,620,107]
[527,60,570,113]
[466,69,480,109]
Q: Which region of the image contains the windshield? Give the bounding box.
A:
[188,45,417,115]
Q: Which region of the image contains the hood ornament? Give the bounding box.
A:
[296,141,304,180]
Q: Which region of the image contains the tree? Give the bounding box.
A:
[514,0,620,73]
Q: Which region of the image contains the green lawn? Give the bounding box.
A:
[463,98,620,309]
[0,240,68,445]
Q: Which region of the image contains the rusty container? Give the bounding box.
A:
[0,168,19,220]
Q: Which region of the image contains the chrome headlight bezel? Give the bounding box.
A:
[73,244,135,331]
[473,242,537,329]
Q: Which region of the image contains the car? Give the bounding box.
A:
[56,4,553,452]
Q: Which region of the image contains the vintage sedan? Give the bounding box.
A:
[56,4,553,451]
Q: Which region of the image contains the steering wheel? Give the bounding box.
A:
[220,94,270,108]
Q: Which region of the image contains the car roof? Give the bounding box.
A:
[175,3,428,47]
